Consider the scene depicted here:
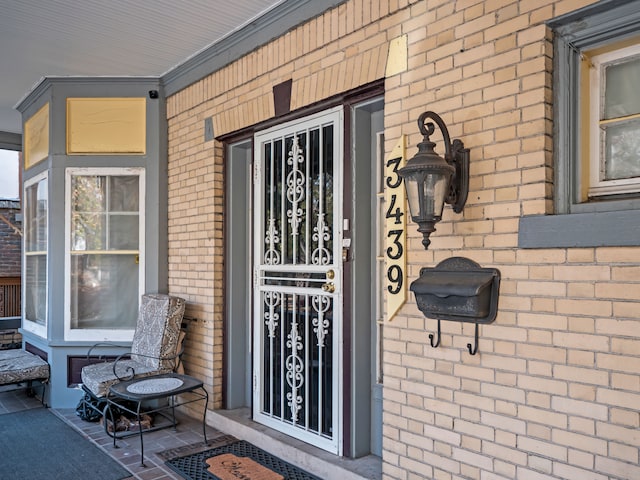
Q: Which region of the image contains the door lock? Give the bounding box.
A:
[326,269,335,280]
[321,282,335,293]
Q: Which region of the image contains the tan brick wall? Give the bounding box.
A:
[167,0,640,479]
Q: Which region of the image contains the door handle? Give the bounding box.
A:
[321,282,335,293]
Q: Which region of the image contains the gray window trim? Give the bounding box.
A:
[519,0,640,248]
[519,211,640,248]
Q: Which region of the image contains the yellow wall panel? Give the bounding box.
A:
[67,98,146,154]
[24,103,49,169]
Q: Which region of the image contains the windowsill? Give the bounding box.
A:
[19,329,133,347]
[518,209,640,248]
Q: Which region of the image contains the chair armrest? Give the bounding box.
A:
[111,349,184,381]
[111,351,135,381]
[86,342,130,359]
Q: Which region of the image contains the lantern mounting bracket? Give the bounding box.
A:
[416,111,470,214]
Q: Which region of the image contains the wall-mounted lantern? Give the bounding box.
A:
[398,112,500,355]
[398,111,469,249]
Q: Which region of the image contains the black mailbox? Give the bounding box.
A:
[410,257,500,324]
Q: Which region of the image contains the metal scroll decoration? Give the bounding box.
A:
[263,291,281,338]
[312,295,331,347]
[285,314,304,423]
[312,213,331,265]
[286,136,306,245]
[264,219,281,265]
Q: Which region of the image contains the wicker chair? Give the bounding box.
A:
[78,293,186,418]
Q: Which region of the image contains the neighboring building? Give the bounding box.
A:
[0,200,21,279]
[16,0,640,479]
[0,148,22,347]
[0,192,22,348]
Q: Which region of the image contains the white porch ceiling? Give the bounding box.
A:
[0,0,285,135]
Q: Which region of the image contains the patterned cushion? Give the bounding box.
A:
[80,293,186,398]
[80,359,165,398]
[0,349,49,385]
[131,294,185,370]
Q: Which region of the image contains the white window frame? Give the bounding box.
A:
[589,42,640,197]
[23,171,48,338]
[64,167,145,342]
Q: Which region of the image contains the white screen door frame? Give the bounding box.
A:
[252,106,344,454]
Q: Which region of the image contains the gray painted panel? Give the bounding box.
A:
[519,211,640,248]
[351,98,383,458]
[47,166,67,341]
[225,140,252,409]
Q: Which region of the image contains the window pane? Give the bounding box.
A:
[70,254,138,330]
[604,56,640,119]
[604,119,640,180]
[109,176,139,212]
[25,255,47,325]
[72,176,106,212]
[25,179,48,252]
[108,214,139,250]
[72,213,106,250]
[71,174,140,251]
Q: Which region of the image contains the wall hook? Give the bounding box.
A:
[429,319,441,348]
[467,323,479,355]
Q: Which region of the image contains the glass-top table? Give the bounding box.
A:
[106,373,209,467]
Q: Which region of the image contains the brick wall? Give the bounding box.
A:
[166,0,414,410]
[0,202,22,278]
[167,1,640,479]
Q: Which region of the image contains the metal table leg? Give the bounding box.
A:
[201,387,209,445]
[135,401,145,467]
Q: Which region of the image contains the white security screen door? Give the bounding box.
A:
[253,107,343,454]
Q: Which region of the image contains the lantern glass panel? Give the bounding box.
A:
[404,170,450,222]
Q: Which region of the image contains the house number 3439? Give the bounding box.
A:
[383,136,407,321]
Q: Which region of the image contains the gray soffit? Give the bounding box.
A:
[0,0,289,135]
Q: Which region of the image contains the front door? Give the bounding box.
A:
[252,107,343,454]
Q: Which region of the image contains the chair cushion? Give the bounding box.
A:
[130,294,185,371]
[0,349,50,386]
[80,359,170,398]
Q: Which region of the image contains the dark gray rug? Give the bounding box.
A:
[0,407,131,480]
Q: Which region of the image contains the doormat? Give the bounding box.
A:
[165,440,322,480]
[206,453,283,480]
